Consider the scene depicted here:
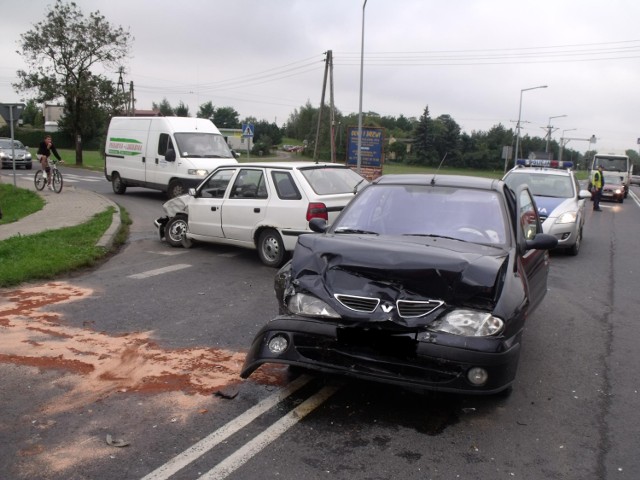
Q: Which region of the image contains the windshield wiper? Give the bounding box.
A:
[334,228,379,235]
[403,233,471,242]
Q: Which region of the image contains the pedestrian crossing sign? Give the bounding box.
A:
[242,124,254,138]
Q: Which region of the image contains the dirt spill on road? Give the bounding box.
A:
[1,282,290,477]
[0,282,285,413]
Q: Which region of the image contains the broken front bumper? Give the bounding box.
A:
[240,316,520,395]
[154,216,169,239]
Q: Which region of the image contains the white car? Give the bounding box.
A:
[155,161,368,266]
[503,160,591,256]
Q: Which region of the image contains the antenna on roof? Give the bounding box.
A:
[431,152,448,186]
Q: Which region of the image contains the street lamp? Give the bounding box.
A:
[513,85,547,167]
[558,128,577,162]
[356,0,368,173]
[546,114,567,154]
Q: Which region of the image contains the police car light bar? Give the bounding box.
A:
[516,159,574,169]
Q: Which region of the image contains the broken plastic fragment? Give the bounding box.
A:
[106,434,130,447]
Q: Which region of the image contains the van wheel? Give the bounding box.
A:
[168,180,185,199]
[257,229,286,267]
[165,215,188,247]
[112,173,127,194]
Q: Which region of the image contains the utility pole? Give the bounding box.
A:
[545,114,567,155]
[129,81,135,115]
[329,51,336,162]
[313,50,333,162]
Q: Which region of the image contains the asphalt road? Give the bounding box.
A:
[1,169,639,480]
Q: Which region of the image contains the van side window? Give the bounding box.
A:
[272,171,301,200]
[158,133,174,156]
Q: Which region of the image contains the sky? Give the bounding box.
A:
[1,0,639,155]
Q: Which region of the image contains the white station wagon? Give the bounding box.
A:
[155,161,368,266]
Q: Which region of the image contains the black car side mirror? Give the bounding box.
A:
[309,217,328,233]
[165,149,176,162]
[525,232,558,251]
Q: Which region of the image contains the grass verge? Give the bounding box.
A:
[0,206,129,288]
[0,183,44,224]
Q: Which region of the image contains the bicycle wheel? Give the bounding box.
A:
[34,170,46,191]
[52,170,63,193]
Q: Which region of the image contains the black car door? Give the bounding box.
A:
[515,185,551,311]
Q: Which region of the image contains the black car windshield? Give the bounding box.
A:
[332,184,508,245]
[504,172,573,199]
[174,133,234,159]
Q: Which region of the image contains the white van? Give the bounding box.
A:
[104,116,238,198]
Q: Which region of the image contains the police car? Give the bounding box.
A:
[503,159,591,256]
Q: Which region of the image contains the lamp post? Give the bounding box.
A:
[356,0,368,173]
[558,128,577,162]
[546,114,567,155]
[514,85,547,167]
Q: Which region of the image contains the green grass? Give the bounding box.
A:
[1,180,130,287]
[51,148,104,171]
[0,207,121,288]
[0,183,45,224]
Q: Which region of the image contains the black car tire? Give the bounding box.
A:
[257,228,286,267]
[112,173,127,194]
[165,215,189,248]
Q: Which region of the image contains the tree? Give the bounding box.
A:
[20,99,41,127]
[14,0,132,165]
[153,98,174,116]
[413,106,438,165]
[174,101,190,117]
[213,107,240,128]
[197,101,215,120]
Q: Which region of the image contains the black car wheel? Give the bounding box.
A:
[257,228,286,267]
[165,215,188,247]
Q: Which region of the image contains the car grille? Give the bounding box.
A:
[334,294,443,318]
[397,300,444,318]
[334,294,379,313]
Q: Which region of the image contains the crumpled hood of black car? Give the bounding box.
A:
[289,233,509,325]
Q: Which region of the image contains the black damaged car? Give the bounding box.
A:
[241,174,557,395]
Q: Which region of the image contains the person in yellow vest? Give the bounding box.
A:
[592,164,605,211]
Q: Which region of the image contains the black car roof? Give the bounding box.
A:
[373,174,504,192]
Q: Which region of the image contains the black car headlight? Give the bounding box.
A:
[428,309,504,337]
[287,293,340,318]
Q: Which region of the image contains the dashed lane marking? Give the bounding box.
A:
[140,375,314,480]
[127,264,191,279]
[200,384,340,480]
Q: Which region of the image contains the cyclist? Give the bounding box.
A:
[37,134,63,190]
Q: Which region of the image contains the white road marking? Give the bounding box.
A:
[629,189,640,208]
[127,264,191,279]
[140,375,314,480]
[200,384,340,480]
[152,250,189,256]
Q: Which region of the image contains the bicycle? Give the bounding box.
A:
[34,158,64,193]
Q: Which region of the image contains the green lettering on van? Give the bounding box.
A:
[107,137,143,156]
